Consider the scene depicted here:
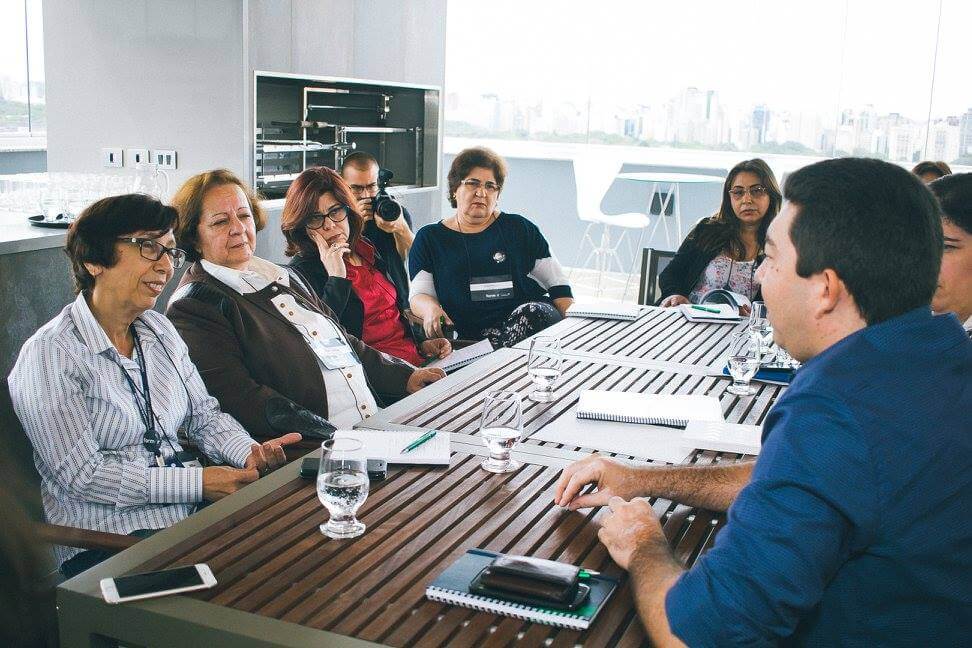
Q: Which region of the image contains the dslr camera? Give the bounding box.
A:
[372,168,403,222]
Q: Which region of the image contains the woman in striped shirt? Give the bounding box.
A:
[7,194,300,577]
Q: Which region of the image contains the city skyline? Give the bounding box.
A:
[445,87,972,164]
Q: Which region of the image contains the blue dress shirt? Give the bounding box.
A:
[666,308,972,646]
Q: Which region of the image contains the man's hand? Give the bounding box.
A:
[660,294,690,308]
[355,196,375,221]
[202,466,259,501]
[419,338,452,360]
[406,367,446,393]
[244,433,303,476]
[372,208,406,234]
[598,496,666,570]
[555,454,645,510]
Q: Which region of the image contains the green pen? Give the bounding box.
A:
[578,569,600,579]
[690,304,721,314]
[400,430,437,454]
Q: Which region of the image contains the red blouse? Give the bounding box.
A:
[346,240,423,366]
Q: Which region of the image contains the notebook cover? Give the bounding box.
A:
[425,548,617,630]
[575,391,724,427]
[566,301,642,321]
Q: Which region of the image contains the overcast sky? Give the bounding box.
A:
[446,0,970,121]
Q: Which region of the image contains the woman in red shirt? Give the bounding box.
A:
[281,167,451,366]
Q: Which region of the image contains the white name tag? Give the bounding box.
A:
[470,275,514,302]
[273,294,360,369]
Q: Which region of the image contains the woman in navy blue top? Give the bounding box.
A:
[409,147,573,348]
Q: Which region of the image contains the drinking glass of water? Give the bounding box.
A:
[479,391,523,473]
[317,438,369,539]
[726,330,762,396]
[528,336,563,402]
[748,301,774,355]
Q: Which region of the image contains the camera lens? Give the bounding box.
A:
[372,195,401,221]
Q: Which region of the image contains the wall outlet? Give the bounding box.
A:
[152,149,177,170]
[127,148,150,166]
[101,147,123,168]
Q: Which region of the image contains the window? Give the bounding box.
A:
[444,0,971,169]
[0,0,45,139]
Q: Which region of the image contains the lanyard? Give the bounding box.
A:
[116,326,164,465]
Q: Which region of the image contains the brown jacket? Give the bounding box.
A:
[166,262,413,438]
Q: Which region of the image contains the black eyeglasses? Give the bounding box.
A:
[304,204,351,229]
[117,237,187,268]
[728,185,768,200]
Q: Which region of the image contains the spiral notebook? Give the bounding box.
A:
[425,549,617,630]
[576,391,724,428]
[566,301,642,321]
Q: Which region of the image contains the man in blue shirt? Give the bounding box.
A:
[555,158,971,646]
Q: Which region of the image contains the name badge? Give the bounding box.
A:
[314,336,359,370]
[273,293,360,369]
[470,274,514,302]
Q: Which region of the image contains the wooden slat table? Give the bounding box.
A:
[57,307,782,647]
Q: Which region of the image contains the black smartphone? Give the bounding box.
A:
[300,457,387,481]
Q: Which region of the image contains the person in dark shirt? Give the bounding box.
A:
[658,158,782,313]
[341,152,413,302]
[282,166,451,365]
[912,159,952,184]
[929,173,972,334]
[409,147,574,348]
[556,157,971,646]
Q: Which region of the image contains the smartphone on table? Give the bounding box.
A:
[100,563,216,604]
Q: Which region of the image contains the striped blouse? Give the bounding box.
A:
[7,294,254,565]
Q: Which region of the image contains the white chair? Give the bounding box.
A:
[569,157,651,299]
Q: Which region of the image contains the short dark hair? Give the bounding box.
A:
[281,166,364,257]
[929,173,972,235]
[784,157,942,325]
[341,152,378,173]
[65,194,177,294]
[447,147,507,208]
[912,160,952,180]
[170,169,267,262]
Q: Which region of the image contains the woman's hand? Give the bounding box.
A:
[419,338,452,360]
[422,305,453,339]
[309,229,349,278]
[202,466,259,501]
[406,367,446,393]
[552,297,574,318]
[659,294,690,308]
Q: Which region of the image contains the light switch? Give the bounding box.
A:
[101,147,123,168]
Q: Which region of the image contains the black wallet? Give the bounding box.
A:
[469,554,590,610]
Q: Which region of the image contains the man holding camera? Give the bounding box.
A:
[341,152,414,300]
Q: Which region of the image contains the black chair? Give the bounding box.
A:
[638,248,676,305]
[0,381,141,555]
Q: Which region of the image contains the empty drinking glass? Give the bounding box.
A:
[479,391,523,473]
[726,330,762,396]
[317,438,369,539]
[748,301,774,354]
[528,336,563,402]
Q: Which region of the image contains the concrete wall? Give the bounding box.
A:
[43,0,250,190]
